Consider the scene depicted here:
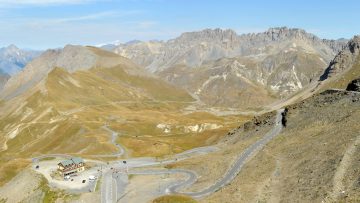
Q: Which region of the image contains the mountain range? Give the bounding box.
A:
[109,27,348,108]
[1,27,360,203]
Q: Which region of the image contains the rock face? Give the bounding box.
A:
[113,27,345,73]
[111,27,347,108]
[346,78,360,91]
[0,45,41,75]
[321,36,360,80]
[322,38,348,54]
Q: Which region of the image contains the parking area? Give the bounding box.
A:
[33,158,102,193]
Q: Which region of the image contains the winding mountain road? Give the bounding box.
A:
[168,108,284,198]
[93,125,126,158]
[127,109,285,199]
[32,109,284,202]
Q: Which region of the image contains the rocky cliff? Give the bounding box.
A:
[321,36,360,80]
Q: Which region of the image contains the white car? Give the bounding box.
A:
[89,175,97,181]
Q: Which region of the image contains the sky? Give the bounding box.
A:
[0,0,359,49]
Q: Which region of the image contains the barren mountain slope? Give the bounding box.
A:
[113,27,347,108]
[198,89,360,203]
[164,37,360,202]
[320,36,360,90]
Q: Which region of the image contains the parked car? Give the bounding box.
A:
[89,175,97,182]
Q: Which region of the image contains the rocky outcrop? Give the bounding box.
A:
[242,111,277,132]
[320,36,360,80]
[346,78,360,91]
[323,39,347,54]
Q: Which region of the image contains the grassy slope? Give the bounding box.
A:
[0,64,249,185]
[202,91,360,203]
[0,159,30,187]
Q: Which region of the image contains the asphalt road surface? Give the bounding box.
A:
[128,109,285,199]
[167,109,285,198]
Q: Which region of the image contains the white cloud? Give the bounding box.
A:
[48,11,117,23]
[19,10,142,30]
[0,0,97,7]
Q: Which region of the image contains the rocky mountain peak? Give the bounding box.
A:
[4,44,20,53]
[266,27,307,37]
[56,45,97,72]
[175,28,238,43]
[0,45,42,76]
[251,27,317,43]
[321,35,360,80]
[1,44,22,58]
[348,35,360,54]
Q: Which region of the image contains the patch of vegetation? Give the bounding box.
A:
[128,174,135,179]
[41,157,56,161]
[152,195,197,203]
[95,176,102,192]
[0,158,30,187]
[38,176,78,203]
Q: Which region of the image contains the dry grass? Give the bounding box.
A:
[202,91,360,203]
[152,195,197,203]
[0,158,30,187]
